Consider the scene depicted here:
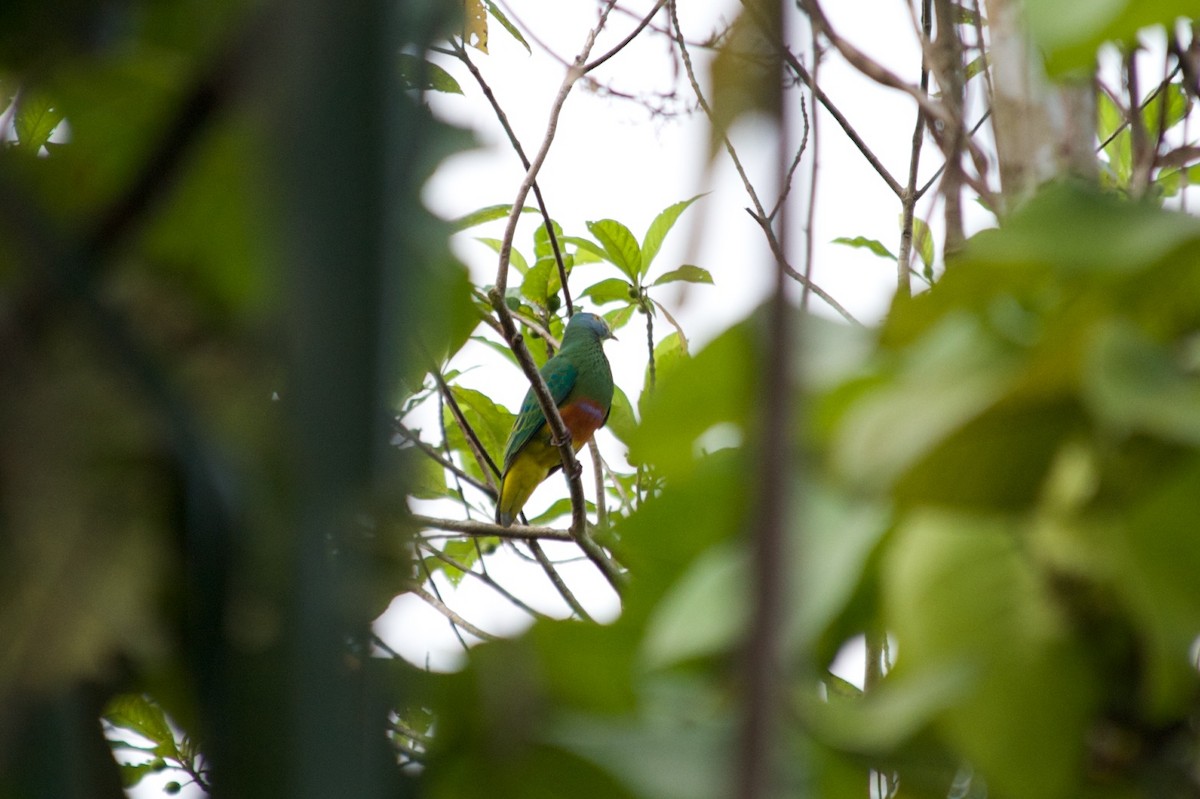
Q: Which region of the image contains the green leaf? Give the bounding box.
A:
[1105,459,1200,715]
[629,319,758,477]
[581,277,635,305]
[521,258,554,306]
[651,265,713,286]
[454,204,538,231]
[883,510,1095,799]
[442,385,515,475]
[832,315,1027,492]
[103,695,179,761]
[1027,0,1199,73]
[709,10,779,156]
[533,219,565,261]
[118,761,159,789]
[603,303,637,333]
[482,0,531,53]
[832,236,897,262]
[475,237,529,274]
[911,217,934,269]
[527,497,594,526]
[642,543,747,668]
[586,219,642,281]
[641,195,703,275]
[1083,320,1200,445]
[643,331,689,397]
[605,384,637,446]
[397,53,463,94]
[14,91,64,153]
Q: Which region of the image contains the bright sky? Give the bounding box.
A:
[377,0,971,674]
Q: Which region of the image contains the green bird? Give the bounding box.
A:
[496,312,616,527]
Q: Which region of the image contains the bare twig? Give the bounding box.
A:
[393,420,495,498]
[584,0,669,74]
[411,513,573,541]
[419,555,470,651]
[897,0,933,298]
[431,369,501,492]
[406,583,501,642]
[745,209,862,326]
[671,1,859,324]
[588,439,608,529]
[528,540,595,622]
[419,540,551,620]
[450,40,575,315]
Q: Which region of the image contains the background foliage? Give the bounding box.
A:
[3,1,1200,798]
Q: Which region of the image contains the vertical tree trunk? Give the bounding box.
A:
[984,0,1096,212]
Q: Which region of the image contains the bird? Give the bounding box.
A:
[496,312,616,527]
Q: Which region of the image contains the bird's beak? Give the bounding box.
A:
[607,330,618,341]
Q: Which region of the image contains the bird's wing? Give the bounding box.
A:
[502,358,578,470]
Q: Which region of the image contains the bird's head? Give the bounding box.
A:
[566,311,617,342]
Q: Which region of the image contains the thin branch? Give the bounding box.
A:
[419,555,470,651]
[406,583,501,643]
[419,540,551,620]
[745,209,862,326]
[584,0,668,74]
[800,37,819,310]
[897,0,932,298]
[588,439,608,530]
[451,40,575,315]
[431,369,501,492]
[800,0,949,125]
[528,539,595,622]
[411,514,573,541]
[740,0,904,198]
[393,420,495,497]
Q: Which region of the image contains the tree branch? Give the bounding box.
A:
[411,514,573,541]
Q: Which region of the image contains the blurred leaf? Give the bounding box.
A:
[883,510,1095,799]
[550,684,731,799]
[586,219,642,281]
[603,303,637,333]
[454,204,538,231]
[397,53,463,94]
[581,277,635,305]
[606,384,637,447]
[630,319,757,477]
[462,0,488,52]
[117,761,159,789]
[642,543,746,669]
[13,91,64,153]
[651,265,713,286]
[911,216,934,269]
[526,498,590,526]
[1084,320,1200,445]
[482,0,531,53]
[832,314,1020,491]
[443,385,515,476]
[104,695,179,761]
[641,195,703,275]
[1105,458,1200,715]
[533,219,565,261]
[643,331,688,398]
[476,236,530,274]
[1026,0,1200,73]
[709,4,780,156]
[521,258,554,307]
[832,236,897,261]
